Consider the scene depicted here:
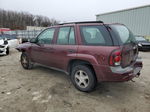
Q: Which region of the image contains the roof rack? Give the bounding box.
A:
[59,21,104,25]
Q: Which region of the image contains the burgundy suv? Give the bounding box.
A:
[16,21,142,92]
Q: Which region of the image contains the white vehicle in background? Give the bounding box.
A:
[0,34,19,55]
[0,39,9,55]
[8,38,20,48]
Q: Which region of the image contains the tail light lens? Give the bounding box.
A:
[109,49,122,66]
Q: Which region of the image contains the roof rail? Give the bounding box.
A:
[59,21,104,25]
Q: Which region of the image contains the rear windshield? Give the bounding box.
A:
[109,25,136,45]
[80,25,113,46]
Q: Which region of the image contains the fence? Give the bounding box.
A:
[3,30,43,39]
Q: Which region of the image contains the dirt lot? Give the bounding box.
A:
[0,49,150,112]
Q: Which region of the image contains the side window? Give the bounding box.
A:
[69,27,75,45]
[57,27,70,45]
[37,28,55,44]
[81,26,106,45]
[57,27,76,45]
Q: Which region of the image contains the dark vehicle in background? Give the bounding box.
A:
[135,36,150,51]
[16,21,143,92]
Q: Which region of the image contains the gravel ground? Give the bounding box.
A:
[0,49,150,112]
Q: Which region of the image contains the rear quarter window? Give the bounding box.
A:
[80,25,113,46]
[109,25,136,45]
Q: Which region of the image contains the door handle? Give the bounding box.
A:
[67,49,76,53]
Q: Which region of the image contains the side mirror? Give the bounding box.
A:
[30,38,37,43]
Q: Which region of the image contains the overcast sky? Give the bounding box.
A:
[0,0,150,22]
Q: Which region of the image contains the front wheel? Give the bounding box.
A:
[71,65,97,92]
[21,53,33,69]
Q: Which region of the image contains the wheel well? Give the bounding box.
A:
[68,59,97,79]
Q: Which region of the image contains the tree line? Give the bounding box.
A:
[0,9,59,30]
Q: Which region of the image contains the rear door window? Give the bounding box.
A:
[57,27,76,45]
[80,25,113,46]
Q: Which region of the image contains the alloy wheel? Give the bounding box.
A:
[74,70,89,88]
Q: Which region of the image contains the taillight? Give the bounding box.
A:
[109,49,122,66]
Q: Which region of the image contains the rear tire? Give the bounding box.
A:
[21,53,33,69]
[71,65,97,92]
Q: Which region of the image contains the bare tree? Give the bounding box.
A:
[0,9,59,30]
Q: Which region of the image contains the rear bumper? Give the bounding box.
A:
[94,57,143,82]
[110,57,142,74]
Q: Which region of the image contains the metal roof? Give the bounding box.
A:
[96,4,150,16]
